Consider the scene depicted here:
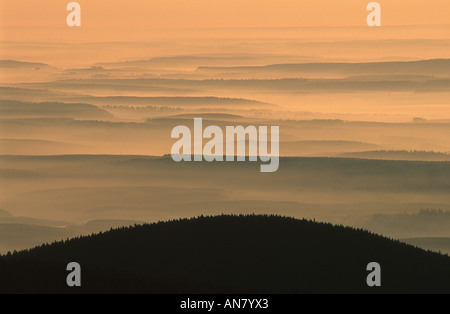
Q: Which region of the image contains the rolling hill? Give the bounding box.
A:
[197,59,450,77]
[0,209,11,218]
[0,215,449,293]
[0,100,114,120]
[0,60,50,69]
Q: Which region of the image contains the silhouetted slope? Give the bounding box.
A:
[0,215,449,293]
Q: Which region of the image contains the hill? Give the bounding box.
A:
[197,59,450,77]
[339,150,450,162]
[402,238,450,255]
[0,215,449,294]
[0,209,11,218]
[0,100,114,120]
[0,217,145,253]
[0,60,49,69]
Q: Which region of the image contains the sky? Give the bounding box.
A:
[1,0,449,65]
[1,0,449,41]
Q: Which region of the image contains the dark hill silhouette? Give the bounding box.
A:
[0,215,449,293]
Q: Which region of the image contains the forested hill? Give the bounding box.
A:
[1,215,449,293]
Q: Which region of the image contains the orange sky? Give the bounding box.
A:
[1,0,449,64]
[0,0,450,42]
[1,0,449,31]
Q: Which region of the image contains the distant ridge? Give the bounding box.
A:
[69,96,276,108]
[0,209,11,218]
[0,100,114,119]
[0,60,50,68]
[197,59,450,76]
[339,150,450,162]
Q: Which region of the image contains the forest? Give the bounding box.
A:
[1,215,449,294]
